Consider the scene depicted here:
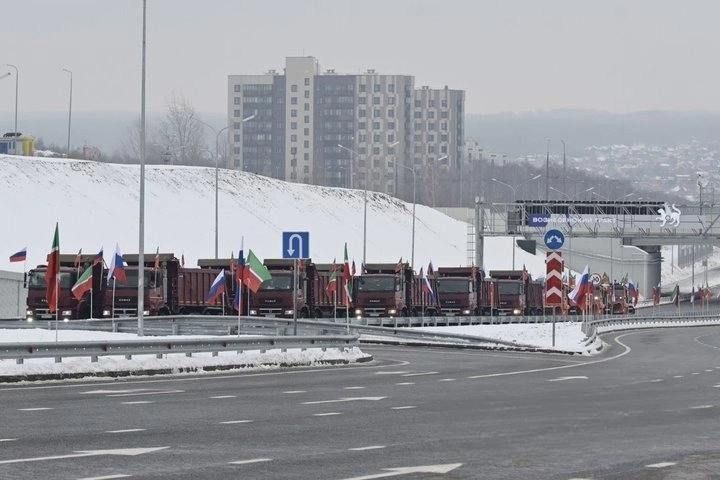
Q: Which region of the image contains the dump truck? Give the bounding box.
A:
[353,263,438,318]
[488,270,544,315]
[435,266,489,316]
[248,259,314,318]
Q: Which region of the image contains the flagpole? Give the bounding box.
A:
[55,272,59,343]
[112,277,116,319]
[334,289,337,320]
[90,280,93,320]
[222,291,225,316]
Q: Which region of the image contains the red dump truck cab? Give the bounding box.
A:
[435,267,483,316]
[25,266,77,321]
[249,259,314,318]
[489,270,543,315]
[354,263,412,318]
[313,263,348,318]
[603,283,631,314]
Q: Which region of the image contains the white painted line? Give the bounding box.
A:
[0,447,168,466]
[338,462,462,478]
[650,379,663,383]
[120,401,154,405]
[81,389,149,395]
[705,369,714,372]
[691,372,701,375]
[689,405,714,410]
[210,395,237,399]
[547,376,588,382]
[645,461,676,468]
[77,474,131,480]
[375,371,410,375]
[303,396,386,405]
[391,406,416,410]
[395,382,415,386]
[18,407,53,411]
[105,429,146,434]
[402,371,438,377]
[313,412,342,416]
[673,375,684,378]
[220,420,253,424]
[438,378,456,382]
[0,439,17,442]
[107,390,184,397]
[344,386,365,390]
[283,390,307,394]
[228,458,272,465]
[349,445,386,451]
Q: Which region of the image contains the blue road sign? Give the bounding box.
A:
[282,231,310,259]
[544,229,565,250]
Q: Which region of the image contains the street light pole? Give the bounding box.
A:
[5,64,18,134]
[339,143,366,264]
[401,163,417,270]
[137,0,147,337]
[62,69,72,157]
[561,139,566,196]
[545,138,550,201]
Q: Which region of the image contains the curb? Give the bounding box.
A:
[361,338,579,356]
[0,354,374,384]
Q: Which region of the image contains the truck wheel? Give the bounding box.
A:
[158,307,170,317]
[401,308,408,317]
[314,309,322,319]
[299,309,309,318]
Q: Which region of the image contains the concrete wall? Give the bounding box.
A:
[0,270,25,319]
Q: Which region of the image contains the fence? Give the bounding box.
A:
[0,270,25,320]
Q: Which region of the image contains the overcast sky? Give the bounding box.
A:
[2,0,719,116]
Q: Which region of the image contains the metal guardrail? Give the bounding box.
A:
[0,335,358,364]
[582,310,720,337]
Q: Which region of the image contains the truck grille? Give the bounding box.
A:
[364,307,387,316]
[113,308,137,318]
[259,308,283,317]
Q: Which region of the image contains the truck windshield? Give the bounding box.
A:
[27,271,75,289]
[114,270,161,289]
[437,279,472,293]
[498,282,521,295]
[357,276,396,292]
[260,275,293,291]
[613,286,625,296]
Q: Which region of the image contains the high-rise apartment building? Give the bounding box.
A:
[227,56,464,202]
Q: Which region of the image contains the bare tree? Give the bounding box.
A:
[118,121,164,164]
[158,94,208,166]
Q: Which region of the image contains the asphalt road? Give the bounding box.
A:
[2,326,720,480]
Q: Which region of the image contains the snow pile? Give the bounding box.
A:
[0,328,369,379]
[413,322,602,354]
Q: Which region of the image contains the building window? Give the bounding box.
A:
[359,134,367,143]
[414,145,423,153]
[304,127,309,135]
[304,152,310,160]
[414,134,422,141]
[414,122,422,130]
[373,159,381,167]
[388,108,395,117]
[373,97,381,105]
[373,121,380,130]
[387,149,395,157]
[291,122,297,130]
[291,109,297,117]
[359,84,366,93]
[304,77,310,86]
[291,147,297,155]
[429,100,435,107]
[441,145,448,153]
[234,85,241,92]
[388,97,395,105]
[428,145,435,153]
[234,97,241,105]
[233,122,241,129]
[441,99,447,107]
[373,147,380,155]
[441,134,448,141]
[388,122,395,130]
[388,134,395,143]
[440,111,448,119]
[233,146,241,154]
[428,111,435,119]
[414,111,422,119]
[441,122,448,131]
[374,84,381,92]
[291,134,297,142]
[234,109,241,117]
[373,134,380,142]
[388,84,395,93]
[428,134,435,142]
[304,90,310,98]
[304,103,310,111]
[373,108,381,117]
[359,109,366,117]
[303,165,309,173]
[234,134,240,142]
[359,121,367,130]
[304,140,309,148]
[414,100,421,108]
[428,122,436,130]
[304,115,310,123]
[291,84,298,92]
[359,147,367,154]
[291,97,298,105]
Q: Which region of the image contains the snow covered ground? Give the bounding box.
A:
[0,155,544,276]
[0,328,368,379]
[413,323,601,354]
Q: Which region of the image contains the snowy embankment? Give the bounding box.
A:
[0,329,369,381]
[0,155,545,276]
[411,323,603,355]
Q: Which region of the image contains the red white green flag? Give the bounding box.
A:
[46,223,60,313]
[326,258,338,295]
[343,243,352,306]
[71,267,93,301]
[243,250,272,293]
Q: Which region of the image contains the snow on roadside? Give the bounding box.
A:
[412,323,602,354]
[0,328,369,379]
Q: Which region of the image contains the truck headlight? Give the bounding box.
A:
[388,309,397,315]
[143,310,150,316]
[354,309,362,315]
[512,308,521,315]
[462,309,471,315]
[62,310,72,317]
[102,309,111,317]
[26,317,33,322]
[284,309,294,315]
[26,309,32,316]
[249,309,257,315]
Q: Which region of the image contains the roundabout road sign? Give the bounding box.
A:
[544,229,565,250]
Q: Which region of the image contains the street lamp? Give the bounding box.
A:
[549,186,570,200]
[5,64,18,134]
[62,68,72,157]
[400,162,417,270]
[138,0,148,336]
[199,114,254,258]
[545,138,551,201]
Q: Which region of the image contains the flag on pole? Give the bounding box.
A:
[627,279,639,306]
[181,254,185,267]
[107,244,127,284]
[234,249,245,308]
[343,243,353,306]
[93,247,104,267]
[74,248,83,269]
[652,285,661,306]
[326,259,338,295]
[46,223,60,313]
[671,284,680,306]
[154,247,160,270]
[206,269,226,303]
[71,267,93,301]
[394,257,403,273]
[421,264,435,302]
[568,265,591,309]
[243,250,272,293]
[9,248,26,263]
[690,286,695,304]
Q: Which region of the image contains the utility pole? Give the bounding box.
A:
[545,138,550,201]
[561,139,566,196]
[6,64,18,134]
[137,0,147,336]
[62,69,72,157]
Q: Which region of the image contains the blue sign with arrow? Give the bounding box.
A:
[282,231,310,259]
[544,229,565,250]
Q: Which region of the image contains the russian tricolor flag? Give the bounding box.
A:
[568,265,591,309]
[627,279,639,305]
[421,263,435,301]
[9,248,27,263]
[107,244,127,284]
[207,269,226,303]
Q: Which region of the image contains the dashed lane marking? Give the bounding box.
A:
[689,405,714,410]
[106,390,184,397]
[438,378,456,382]
[220,420,253,424]
[650,379,663,383]
[673,375,684,378]
[645,462,676,468]
[228,458,272,465]
[210,395,237,399]
[302,397,386,405]
[349,446,386,451]
[402,371,438,377]
[547,376,588,382]
[283,390,307,394]
[344,386,365,390]
[313,412,342,417]
[395,382,415,386]
[391,406,417,410]
[691,372,701,375]
[77,475,132,480]
[120,401,154,405]
[18,408,53,411]
[105,429,146,434]
[375,371,410,375]
[705,369,714,372]
[0,439,17,442]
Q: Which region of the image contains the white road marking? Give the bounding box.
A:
[395,382,415,386]
[344,386,365,390]
[77,475,131,480]
[313,412,342,416]
[349,445,386,451]
[391,406,416,410]
[547,376,588,382]
[18,407,53,411]
[375,371,410,375]
[81,389,150,395]
[106,390,184,397]
[438,378,456,382]
[673,375,684,378]
[0,447,169,465]
[283,390,307,394]
[105,429,146,434]
[220,420,253,424]
[689,405,714,409]
[228,458,272,465]
[303,397,386,405]
[210,395,237,399]
[337,462,462,479]
[120,401,154,405]
[705,369,713,372]
[650,379,663,383]
[0,439,17,442]
[402,371,438,377]
[691,372,700,375]
[645,462,676,468]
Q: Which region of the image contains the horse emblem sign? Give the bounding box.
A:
[657,202,681,227]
